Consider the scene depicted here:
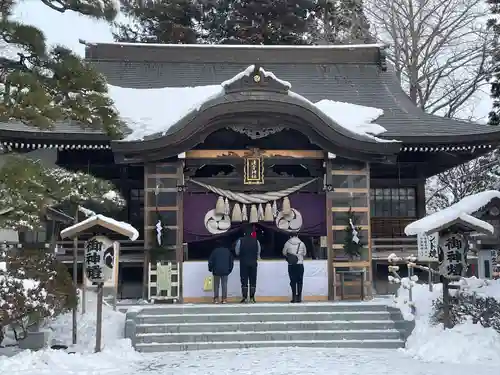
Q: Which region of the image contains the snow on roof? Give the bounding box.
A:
[111,65,396,143]
[110,84,224,141]
[60,214,139,241]
[405,190,500,236]
[290,94,398,143]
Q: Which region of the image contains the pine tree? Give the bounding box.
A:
[0,1,127,230]
[113,0,205,43]
[309,0,372,44]
[343,207,363,259]
[1,0,122,137]
[112,0,371,45]
[489,0,500,125]
[210,0,315,45]
[0,154,125,230]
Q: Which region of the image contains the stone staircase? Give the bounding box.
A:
[124,302,413,352]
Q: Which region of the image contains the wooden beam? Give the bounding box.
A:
[184,157,323,167]
[185,149,325,159]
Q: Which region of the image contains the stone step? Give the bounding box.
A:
[135,320,405,334]
[137,310,392,324]
[135,329,403,344]
[137,302,389,315]
[135,339,405,352]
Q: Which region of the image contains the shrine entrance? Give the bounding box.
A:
[131,68,394,302]
[177,129,328,303]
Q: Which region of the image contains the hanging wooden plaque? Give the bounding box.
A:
[244,154,264,185]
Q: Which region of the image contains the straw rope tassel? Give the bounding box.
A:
[264,203,273,222]
[282,196,291,216]
[242,204,248,221]
[249,204,258,223]
[215,196,225,215]
[232,203,242,222]
[258,204,264,220]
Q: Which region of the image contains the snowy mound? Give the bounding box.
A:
[0,290,141,372]
[391,277,500,364]
[47,291,129,352]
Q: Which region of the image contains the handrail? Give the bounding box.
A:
[371,237,418,260]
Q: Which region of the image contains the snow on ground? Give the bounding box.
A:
[1,346,498,375]
[47,291,129,352]
[391,277,500,364]
[4,281,500,373]
[0,290,140,373]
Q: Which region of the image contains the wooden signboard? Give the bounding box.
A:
[244,151,264,185]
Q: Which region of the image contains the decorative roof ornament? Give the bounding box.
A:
[221,64,291,95]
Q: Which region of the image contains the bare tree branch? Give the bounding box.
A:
[425,152,500,212]
[366,0,494,119]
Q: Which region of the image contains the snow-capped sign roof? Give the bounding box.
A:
[111,64,394,143]
[60,214,139,241]
[405,190,500,236]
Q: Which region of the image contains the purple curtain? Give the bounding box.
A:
[183,192,326,243]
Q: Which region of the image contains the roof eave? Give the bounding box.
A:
[0,129,111,142]
[386,132,500,145]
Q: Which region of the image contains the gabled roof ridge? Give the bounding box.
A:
[85,42,385,65]
[83,40,386,50]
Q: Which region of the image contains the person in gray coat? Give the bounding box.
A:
[282,233,307,303]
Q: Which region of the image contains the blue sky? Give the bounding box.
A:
[12,0,493,122]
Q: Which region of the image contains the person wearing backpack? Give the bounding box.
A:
[235,224,261,303]
[282,232,307,303]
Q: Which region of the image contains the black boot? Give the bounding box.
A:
[290,283,297,303]
[240,286,248,303]
[296,283,303,303]
[249,287,256,303]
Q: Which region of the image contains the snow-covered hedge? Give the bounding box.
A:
[392,278,500,363]
[431,285,500,332]
[0,249,76,343]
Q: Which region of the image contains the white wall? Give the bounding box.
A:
[182,260,328,299]
[0,229,18,243]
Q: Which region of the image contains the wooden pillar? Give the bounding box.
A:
[142,163,150,300]
[176,160,185,302]
[328,158,372,300]
[143,160,183,302]
[325,158,334,300]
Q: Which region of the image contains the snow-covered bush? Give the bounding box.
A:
[0,249,76,343]
[431,291,500,331]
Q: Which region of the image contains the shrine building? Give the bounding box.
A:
[2,43,500,302]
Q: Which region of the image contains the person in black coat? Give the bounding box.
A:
[235,224,261,303]
[208,239,234,304]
